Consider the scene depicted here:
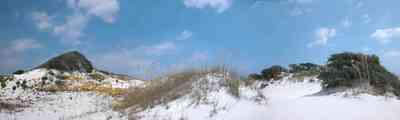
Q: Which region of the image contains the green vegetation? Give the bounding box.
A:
[318,52,400,95]
[13,70,25,75]
[248,65,287,80]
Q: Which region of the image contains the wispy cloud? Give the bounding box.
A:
[32,12,54,31]
[177,30,193,41]
[53,13,90,45]
[362,14,371,24]
[183,0,232,13]
[0,39,43,71]
[67,0,120,23]
[141,41,177,56]
[308,27,336,47]
[371,27,400,44]
[383,50,400,57]
[341,18,352,28]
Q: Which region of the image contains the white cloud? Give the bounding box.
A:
[289,6,311,16]
[355,0,364,8]
[31,0,120,45]
[371,27,400,44]
[93,41,178,78]
[0,39,43,70]
[308,27,336,47]
[10,39,43,52]
[183,0,232,13]
[32,12,54,30]
[177,30,193,41]
[341,19,352,28]
[53,13,90,45]
[68,0,120,23]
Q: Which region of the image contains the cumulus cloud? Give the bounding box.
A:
[308,27,336,47]
[183,0,232,13]
[67,0,120,23]
[371,27,400,44]
[177,30,193,41]
[0,39,43,71]
[32,0,120,45]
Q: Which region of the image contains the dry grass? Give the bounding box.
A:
[0,101,26,112]
[113,66,242,112]
[41,81,128,96]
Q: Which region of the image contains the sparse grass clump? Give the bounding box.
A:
[226,79,241,98]
[113,66,242,112]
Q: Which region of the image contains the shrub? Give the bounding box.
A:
[55,80,65,87]
[260,65,287,80]
[289,63,321,73]
[13,70,25,75]
[0,80,6,89]
[248,73,263,80]
[318,52,400,95]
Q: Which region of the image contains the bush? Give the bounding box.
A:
[248,73,263,80]
[289,63,321,73]
[318,52,400,95]
[260,65,287,80]
[13,70,25,75]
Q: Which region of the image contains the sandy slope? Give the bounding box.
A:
[136,76,400,120]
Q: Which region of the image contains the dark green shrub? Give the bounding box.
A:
[248,73,263,80]
[13,70,25,75]
[318,52,400,95]
[261,65,287,80]
[289,63,321,73]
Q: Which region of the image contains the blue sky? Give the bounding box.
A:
[1,0,400,77]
